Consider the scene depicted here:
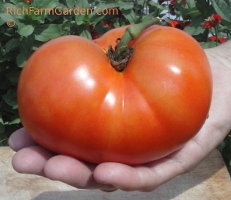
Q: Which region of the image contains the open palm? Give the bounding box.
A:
[9,41,231,192]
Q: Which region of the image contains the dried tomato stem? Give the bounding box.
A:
[115,17,161,60]
[108,17,161,72]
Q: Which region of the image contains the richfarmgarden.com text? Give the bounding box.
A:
[5,6,119,16]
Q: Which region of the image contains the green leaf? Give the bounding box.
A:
[195,0,214,15]
[32,0,60,9]
[118,1,134,10]
[0,6,16,21]
[18,25,34,37]
[34,24,64,42]
[210,0,231,22]
[4,38,20,54]
[8,0,28,8]
[78,24,92,39]
[0,18,4,26]
[0,120,4,134]
[16,51,28,68]
[12,105,18,110]
[121,8,137,24]
[187,7,201,18]
[221,20,231,28]
[2,89,17,107]
[76,0,90,8]
[6,70,21,84]
[141,13,157,21]
[90,14,105,27]
[8,118,21,125]
[200,41,218,49]
[66,0,76,8]
[149,1,165,9]
[185,0,196,8]
[184,15,205,35]
[60,20,71,34]
[75,0,90,25]
[97,1,118,9]
[75,14,90,25]
[0,4,25,29]
[0,117,4,125]
[1,2,28,20]
[175,2,190,20]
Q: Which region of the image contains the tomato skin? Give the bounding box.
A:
[18,26,212,165]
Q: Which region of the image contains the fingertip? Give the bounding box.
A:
[94,162,141,191]
[94,163,119,185]
[43,155,95,188]
[12,146,54,176]
[8,128,37,151]
[43,156,116,190]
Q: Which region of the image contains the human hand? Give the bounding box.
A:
[9,41,231,192]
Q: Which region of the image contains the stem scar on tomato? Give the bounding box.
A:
[107,38,134,72]
[107,18,161,72]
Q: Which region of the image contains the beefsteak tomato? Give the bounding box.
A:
[17,25,212,165]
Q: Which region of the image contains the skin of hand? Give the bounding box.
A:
[8,41,231,192]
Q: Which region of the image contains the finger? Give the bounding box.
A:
[94,139,203,192]
[12,146,54,176]
[43,155,116,191]
[8,128,37,151]
[94,159,185,192]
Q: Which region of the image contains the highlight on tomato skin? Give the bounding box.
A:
[17,24,212,165]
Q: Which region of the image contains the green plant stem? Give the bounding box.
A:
[114,17,161,61]
[214,24,219,46]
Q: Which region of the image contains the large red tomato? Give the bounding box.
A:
[17,25,212,165]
